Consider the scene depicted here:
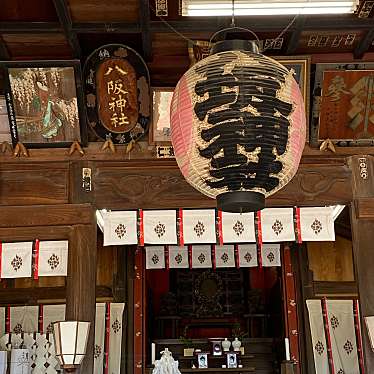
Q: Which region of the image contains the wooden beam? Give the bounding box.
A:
[0,204,93,228]
[286,16,305,55]
[52,0,81,58]
[0,15,372,35]
[66,222,97,373]
[354,28,374,59]
[139,0,152,61]
[0,35,10,59]
[354,197,374,220]
[72,22,141,33]
[0,22,61,33]
[0,286,112,305]
[349,155,374,373]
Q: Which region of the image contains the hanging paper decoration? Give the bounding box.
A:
[182,209,216,244]
[38,241,68,277]
[261,244,281,267]
[170,39,306,213]
[42,305,66,334]
[326,300,360,374]
[215,245,235,268]
[307,300,330,374]
[169,246,189,269]
[0,242,33,279]
[144,210,177,244]
[299,207,335,241]
[192,245,212,268]
[261,208,295,242]
[84,44,150,144]
[10,306,38,334]
[221,211,256,243]
[94,303,106,374]
[10,348,31,374]
[103,211,138,246]
[238,244,258,267]
[146,247,166,269]
[108,303,125,374]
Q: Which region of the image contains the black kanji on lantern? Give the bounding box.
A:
[194,51,292,193]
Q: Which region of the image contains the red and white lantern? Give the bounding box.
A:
[170,40,306,212]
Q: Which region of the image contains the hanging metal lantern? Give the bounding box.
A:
[170,40,306,213]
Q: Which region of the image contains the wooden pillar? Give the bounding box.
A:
[349,155,374,373]
[66,219,97,373]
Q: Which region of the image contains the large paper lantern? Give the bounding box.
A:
[170,40,306,212]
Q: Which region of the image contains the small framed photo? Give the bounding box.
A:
[227,353,237,368]
[197,353,208,369]
[1,60,87,148]
[273,56,311,142]
[150,87,174,145]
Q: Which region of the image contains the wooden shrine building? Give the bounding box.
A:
[0,1,374,373]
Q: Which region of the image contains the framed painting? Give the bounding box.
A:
[149,87,174,145]
[1,60,87,147]
[311,62,374,147]
[0,96,11,143]
[274,56,311,141]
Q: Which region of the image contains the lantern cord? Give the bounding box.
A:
[231,0,235,27]
[149,3,298,53]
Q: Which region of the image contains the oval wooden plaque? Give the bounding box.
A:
[84,44,150,144]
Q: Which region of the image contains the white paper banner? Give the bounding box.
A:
[169,246,189,269]
[108,303,125,374]
[38,241,68,277]
[10,348,30,374]
[221,212,255,243]
[300,207,335,241]
[0,351,6,374]
[326,300,360,374]
[261,244,281,267]
[144,210,177,244]
[192,245,212,268]
[215,245,235,268]
[146,246,165,269]
[0,308,5,338]
[183,210,216,244]
[42,305,66,334]
[1,242,32,279]
[238,244,258,267]
[103,211,138,246]
[94,303,105,374]
[10,306,38,334]
[306,300,329,374]
[261,208,295,242]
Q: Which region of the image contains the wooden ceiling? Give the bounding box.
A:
[0,0,373,86]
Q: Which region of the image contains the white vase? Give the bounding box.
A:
[222,338,231,352]
[232,337,241,352]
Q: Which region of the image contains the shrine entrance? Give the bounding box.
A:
[146,266,283,374]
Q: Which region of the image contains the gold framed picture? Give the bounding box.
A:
[273,56,311,141]
[150,87,174,145]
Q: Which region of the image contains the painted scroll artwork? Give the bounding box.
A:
[6,66,82,145]
[319,70,374,141]
[0,97,11,142]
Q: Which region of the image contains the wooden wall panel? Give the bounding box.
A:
[0,162,70,205]
[68,0,139,22]
[0,204,92,227]
[2,34,72,59]
[93,161,352,210]
[307,236,355,282]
